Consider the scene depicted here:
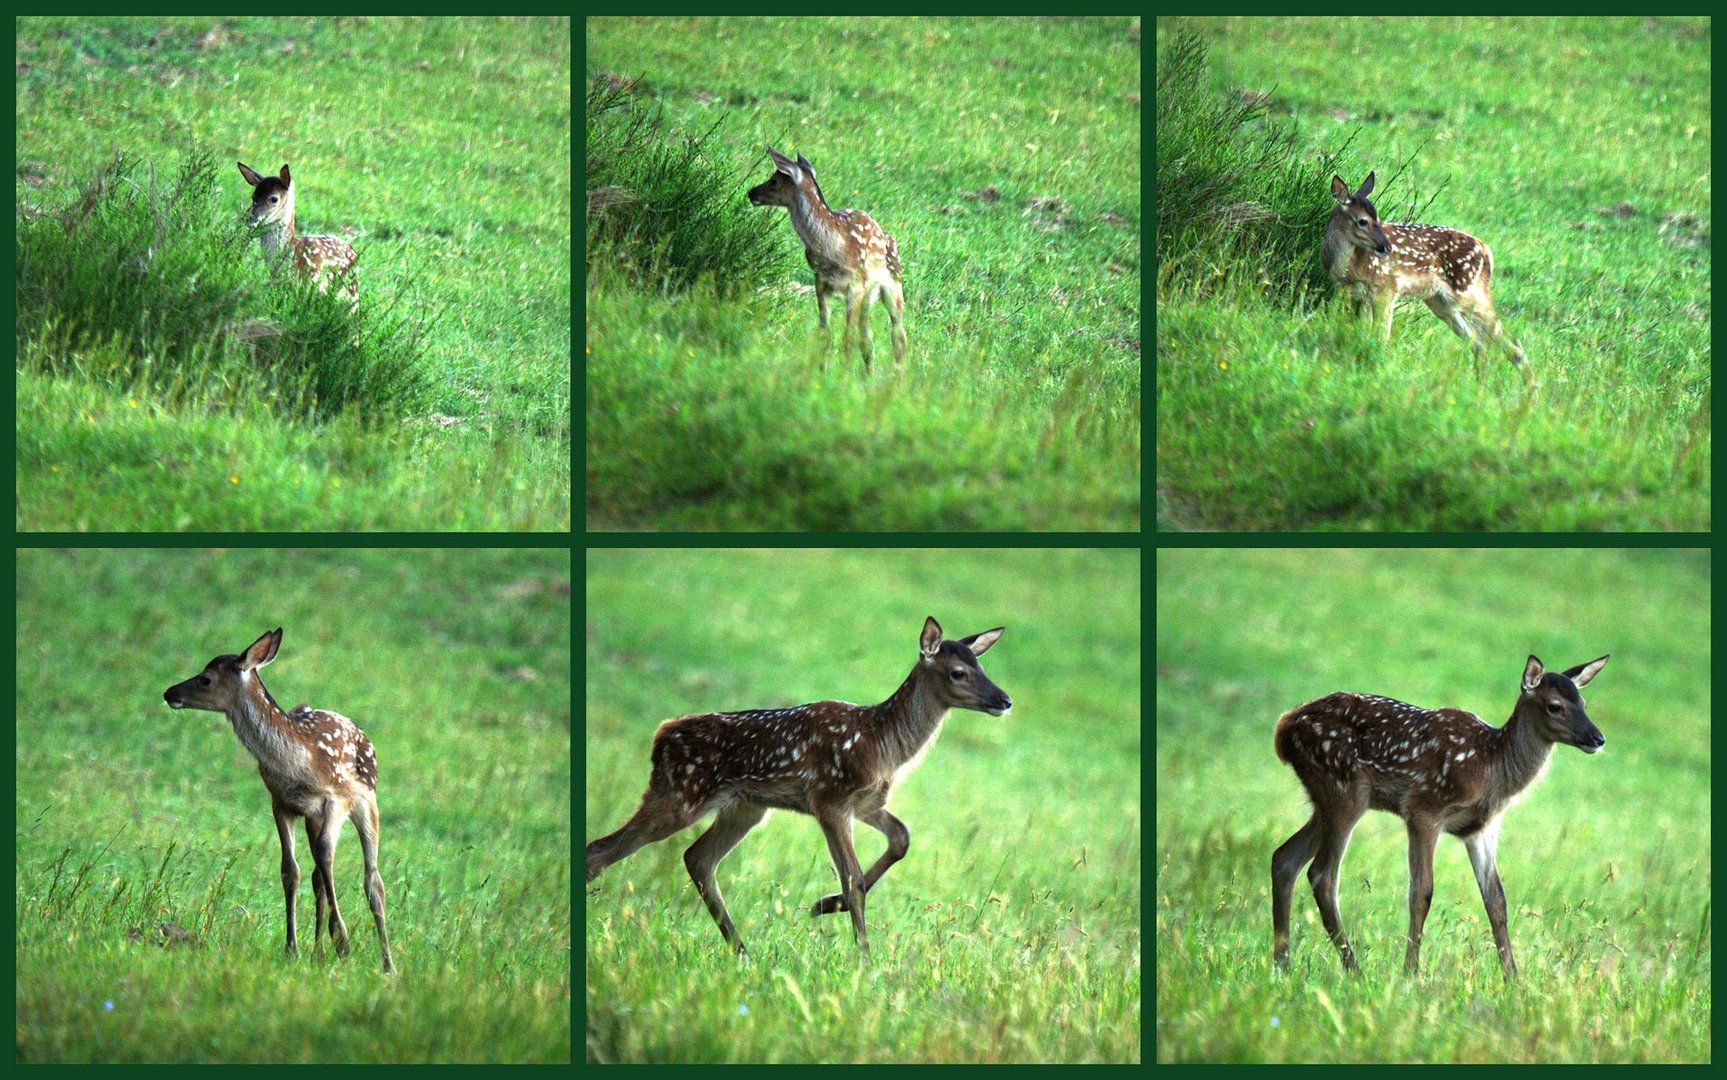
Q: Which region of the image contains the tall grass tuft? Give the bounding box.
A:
[1157,30,1368,304]
[585,74,783,295]
[16,150,427,422]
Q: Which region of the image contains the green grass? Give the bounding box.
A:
[1154,18,1710,531]
[1156,548,1710,1063]
[584,17,1141,532]
[16,17,570,531]
[585,549,1140,1063]
[16,550,572,1063]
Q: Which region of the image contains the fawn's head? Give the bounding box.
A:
[1517,654,1610,752]
[237,162,295,230]
[917,616,1012,716]
[748,147,825,211]
[164,628,283,714]
[1330,171,1390,255]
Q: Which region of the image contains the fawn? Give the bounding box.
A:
[748,147,906,369]
[1271,654,1610,980]
[1324,171,1526,367]
[164,628,393,973]
[237,161,359,306]
[586,616,1010,959]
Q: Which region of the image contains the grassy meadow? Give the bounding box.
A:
[585,17,1141,532]
[1155,548,1711,1062]
[1155,18,1710,531]
[585,549,1141,1062]
[16,17,571,531]
[15,549,571,1063]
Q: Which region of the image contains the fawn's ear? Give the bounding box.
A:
[242,628,283,672]
[920,616,943,659]
[239,162,262,187]
[278,164,291,183]
[961,627,1004,656]
[1564,654,1610,688]
[1330,174,1348,203]
[1356,171,1376,198]
[1521,655,1545,693]
[797,152,814,173]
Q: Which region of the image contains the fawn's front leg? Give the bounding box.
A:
[815,807,870,959]
[812,806,908,916]
[815,279,834,330]
[272,799,300,957]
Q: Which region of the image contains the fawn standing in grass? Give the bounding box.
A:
[586,617,1010,959]
[748,147,906,369]
[164,628,393,973]
[238,161,359,306]
[1271,654,1609,980]
[1324,171,1526,368]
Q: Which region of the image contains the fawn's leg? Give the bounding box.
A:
[272,799,301,957]
[815,806,870,959]
[1404,813,1440,974]
[845,283,873,369]
[1469,295,1526,367]
[1271,815,1321,969]
[815,279,834,331]
[352,795,393,973]
[1308,799,1366,973]
[1425,295,1479,354]
[683,800,769,953]
[312,803,351,957]
[302,817,331,955]
[1463,825,1517,980]
[587,789,702,882]
[885,280,906,364]
[813,805,909,916]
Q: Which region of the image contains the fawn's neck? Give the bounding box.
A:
[785,182,849,266]
[868,665,951,770]
[229,674,312,773]
[1321,209,1364,279]
[1486,706,1558,805]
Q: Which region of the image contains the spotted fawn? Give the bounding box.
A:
[164,628,393,973]
[748,147,906,369]
[238,161,359,307]
[1272,654,1609,980]
[1324,171,1525,367]
[586,617,1010,959]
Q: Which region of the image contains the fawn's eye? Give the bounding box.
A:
[1546,700,1562,713]
[198,675,212,687]
[949,667,966,681]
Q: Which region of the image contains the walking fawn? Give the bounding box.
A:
[1324,172,1526,367]
[237,161,359,306]
[1271,654,1610,980]
[748,147,906,369]
[586,617,1010,959]
[164,628,393,973]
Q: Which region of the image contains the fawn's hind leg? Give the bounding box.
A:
[844,282,874,369]
[885,281,906,364]
[683,801,769,951]
[587,790,702,882]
